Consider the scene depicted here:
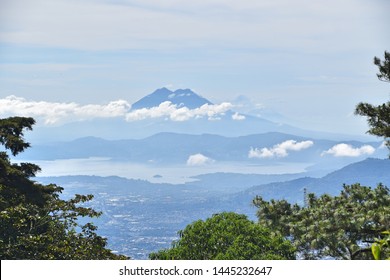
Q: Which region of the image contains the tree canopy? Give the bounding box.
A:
[0,117,127,259]
[373,51,390,83]
[253,184,390,260]
[149,212,296,260]
[355,50,390,154]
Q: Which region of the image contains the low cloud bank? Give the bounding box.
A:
[0,95,131,125]
[0,96,235,125]
[125,101,233,122]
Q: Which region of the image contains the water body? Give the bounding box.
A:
[23,157,313,184]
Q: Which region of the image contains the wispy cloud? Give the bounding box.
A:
[125,101,233,122]
[321,143,375,157]
[249,139,314,158]
[0,63,93,73]
[0,0,382,52]
[186,153,215,166]
[0,95,131,125]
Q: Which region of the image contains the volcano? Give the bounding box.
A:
[131,88,212,110]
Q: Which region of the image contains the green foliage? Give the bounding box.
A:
[373,51,390,83]
[0,117,127,259]
[0,117,35,156]
[355,51,390,154]
[254,184,390,260]
[149,212,296,260]
[355,101,390,152]
[356,51,390,259]
[372,231,390,260]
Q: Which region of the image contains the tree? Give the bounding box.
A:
[355,51,390,259]
[253,184,390,260]
[373,51,390,83]
[355,51,390,154]
[0,117,127,259]
[149,212,295,260]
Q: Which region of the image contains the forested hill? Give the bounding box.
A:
[238,158,390,203]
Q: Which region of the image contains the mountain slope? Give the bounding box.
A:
[238,158,390,203]
[27,87,368,142]
[21,132,386,167]
[131,88,212,110]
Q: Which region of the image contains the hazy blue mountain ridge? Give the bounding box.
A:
[21,132,386,165]
[239,158,390,203]
[26,88,376,143]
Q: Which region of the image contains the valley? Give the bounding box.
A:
[37,158,390,259]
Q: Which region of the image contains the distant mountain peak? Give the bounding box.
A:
[131,88,213,110]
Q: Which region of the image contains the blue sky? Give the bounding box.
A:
[0,0,389,135]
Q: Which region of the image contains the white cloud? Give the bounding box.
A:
[321,143,375,157]
[0,95,234,125]
[125,101,233,122]
[0,95,131,125]
[249,140,314,158]
[232,112,246,121]
[186,153,214,166]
